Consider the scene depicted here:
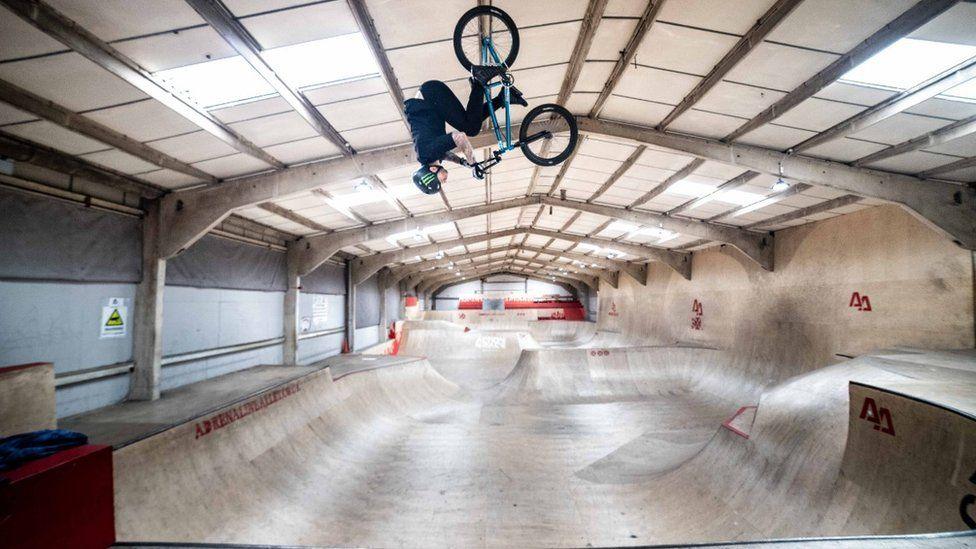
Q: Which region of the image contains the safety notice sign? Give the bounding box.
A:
[100,298,127,338]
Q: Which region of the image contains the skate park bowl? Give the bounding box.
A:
[111,318,976,548]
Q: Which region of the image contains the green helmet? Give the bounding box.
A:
[412,165,442,195]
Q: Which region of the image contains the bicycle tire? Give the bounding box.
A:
[453,6,520,71]
[519,104,579,167]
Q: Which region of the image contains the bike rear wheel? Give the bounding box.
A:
[453,6,520,70]
[519,104,579,167]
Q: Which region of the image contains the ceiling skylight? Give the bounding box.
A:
[155,33,379,109]
[156,56,274,108]
[663,179,716,198]
[263,33,379,89]
[841,38,976,91]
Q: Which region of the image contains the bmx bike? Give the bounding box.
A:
[452,6,579,179]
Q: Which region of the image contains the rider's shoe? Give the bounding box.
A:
[509,85,528,107]
[471,65,507,86]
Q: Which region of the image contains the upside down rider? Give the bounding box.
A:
[406,66,528,194]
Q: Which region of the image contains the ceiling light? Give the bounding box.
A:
[155,56,274,108]
[771,178,790,192]
[435,251,445,259]
[355,179,373,192]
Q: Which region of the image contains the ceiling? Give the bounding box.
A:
[1,0,974,282]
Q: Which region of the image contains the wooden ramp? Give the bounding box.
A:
[112,330,976,547]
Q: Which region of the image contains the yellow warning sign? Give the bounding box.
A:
[105,309,124,326]
[100,305,127,338]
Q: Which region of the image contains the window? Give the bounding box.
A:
[841,38,976,92]
[155,33,380,109]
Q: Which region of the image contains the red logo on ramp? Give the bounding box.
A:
[849,292,872,312]
[859,397,895,436]
[691,299,703,330]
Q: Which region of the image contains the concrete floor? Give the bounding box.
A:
[101,321,976,547]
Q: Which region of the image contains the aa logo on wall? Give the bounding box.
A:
[849,292,872,312]
[691,299,704,330]
[859,397,895,436]
[607,301,619,317]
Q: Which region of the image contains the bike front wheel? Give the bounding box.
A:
[453,6,520,70]
[519,104,579,167]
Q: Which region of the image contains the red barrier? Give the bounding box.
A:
[0,444,115,549]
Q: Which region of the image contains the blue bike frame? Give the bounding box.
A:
[481,37,514,153]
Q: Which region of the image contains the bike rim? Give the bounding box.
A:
[522,109,573,162]
[458,15,514,67]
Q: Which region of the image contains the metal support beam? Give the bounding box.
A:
[0,131,163,198]
[514,247,617,287]
[557,0,610,105]
[345,259,355,352]
[588,0,667,117]
[283,242,300,366]
[579,117,976,250]
[361,230,524,285]
[257,202,331,233]
[744,194,862,229]
[792,57,976,153]
[919,155,976,178]
[429,268,585,296]
[347,0,408,124]
[518,244,642,285]
[628,158,705,208]
[722,0,960,142]
[542,193,773,270]
[587,145,645,203]
[527,227,680,281]
[1,0,284,168]
[186,0,354,155]
[667,170,760,215]
[129,200,165,401]
[657,0,803,130]
[853,113,976,166]
[157,124,529,258]
[0,79,216,182]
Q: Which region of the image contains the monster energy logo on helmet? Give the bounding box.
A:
[412,165,442,195]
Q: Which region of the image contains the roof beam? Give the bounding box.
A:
[419,260,596,294]
[0,79,216,182]
[578,117,976,250]
[347,0,408,124]
[743,194,862,229]
[792,57,976,153]
[354,228,523,285]
[918,155,976,178]
[628,158,705,208]
[656,0,803,130]
[588,0,667,117]
[667,170,760,215]
[541,193,773,270]
[587,145,645,203]
[1,0,284,169]
[528,227,684,281]
[722,0,960,142]
[157,123,534,258]
[256,202,331,233]
[558,0,610,105]
[186,0,354,155]
[0,131,163,198]
[519,245,629,285]
[852,113,976,167]
[706,183,812,222]
[426,268,580,296]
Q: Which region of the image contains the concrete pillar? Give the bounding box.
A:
[283,242,300,365]
[378,284,388,341]
[130,200,166,401]
[345,259,356,352]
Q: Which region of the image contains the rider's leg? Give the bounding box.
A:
[420,79,503,138]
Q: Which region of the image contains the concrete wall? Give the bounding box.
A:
[596,204,975,385]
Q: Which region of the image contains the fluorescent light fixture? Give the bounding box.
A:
[841,38,976,91]
[156,56,274,108]
[262,33,379,89]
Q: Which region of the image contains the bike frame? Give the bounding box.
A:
[481,37,513,153]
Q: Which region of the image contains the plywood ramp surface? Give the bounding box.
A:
[113,324,976,547]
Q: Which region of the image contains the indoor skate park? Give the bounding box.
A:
[1,0,976,548]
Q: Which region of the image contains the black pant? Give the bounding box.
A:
[420,79,506,137]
